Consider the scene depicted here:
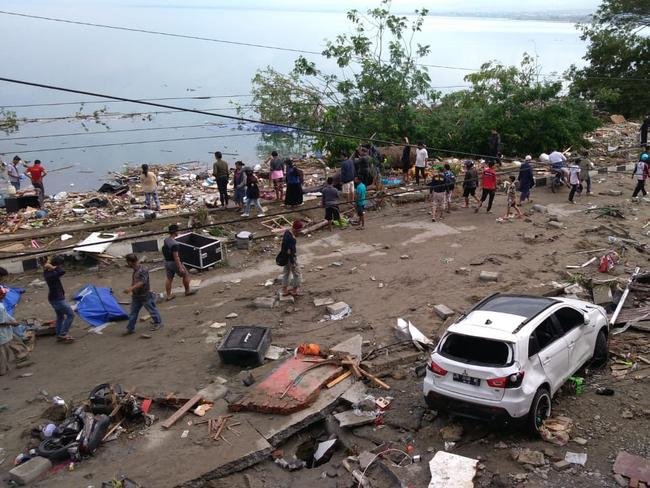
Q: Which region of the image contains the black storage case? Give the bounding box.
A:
[217,326,271,366]
[175,232,223,270]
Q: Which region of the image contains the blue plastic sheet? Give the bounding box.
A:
[1,286,25,317]
[72,285,128,327]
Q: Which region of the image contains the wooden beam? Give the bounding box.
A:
[326,370,352,388]
[161,393,203,429]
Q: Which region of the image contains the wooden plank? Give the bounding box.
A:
[326,370,352,388]
[359,367,391,390]
[161,393,203,429]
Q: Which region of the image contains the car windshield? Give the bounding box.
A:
[439,333,513,366]
[477,295,557,320]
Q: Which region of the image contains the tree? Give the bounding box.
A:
[569,0,650,118]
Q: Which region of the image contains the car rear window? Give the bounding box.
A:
[439,333,513,366]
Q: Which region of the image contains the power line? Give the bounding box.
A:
[0,94,254,109]
[0,131,260,154]
[1,10,649,83]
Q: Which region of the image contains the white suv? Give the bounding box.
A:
[423,293,609,432]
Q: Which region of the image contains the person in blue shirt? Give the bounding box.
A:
[355,176,366,230]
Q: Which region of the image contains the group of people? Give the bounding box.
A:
[6,156,48,204]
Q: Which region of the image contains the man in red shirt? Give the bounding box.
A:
[24,160,47,201]
[475,161,498,213]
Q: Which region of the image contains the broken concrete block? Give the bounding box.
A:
[197,383,228,402]
[523,232,537,243]
[608,189,623,196]
[592,284,613,305]
[340,382,368,405]
[253,297,276,309]
[517,449,545,466]
[455,267,470,275]
[433,304,455,320]
[331,334,363,360]
[326,302,350,316]
[479,271,500,282]
[564,284,585,296]
[428,451,478,488]
[613,474,627,487]
[553,460,571,471]
[547,221,564,229]
[278,294,295,304]
[313,297,335,307]
[225,312,238,319]
[440,423,464,442]
[532,204,547,213]
[334,410,376,428]
[9,456,52,485]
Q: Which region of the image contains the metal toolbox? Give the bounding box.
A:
[217,326,271,366]
[175,232,223,270]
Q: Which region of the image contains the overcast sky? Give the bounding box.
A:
[126,0,602,13]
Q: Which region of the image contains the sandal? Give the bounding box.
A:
[56,336,75,343]
[185,290,198,297]
[165,295,176,301]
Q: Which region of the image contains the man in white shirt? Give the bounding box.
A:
[549,149,569,186]
[7,156,21,191]
[568,160,581,204]
[414,143,428,185]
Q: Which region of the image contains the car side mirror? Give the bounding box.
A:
[583,314,590,325]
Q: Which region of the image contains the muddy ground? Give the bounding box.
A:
[1,168,649,488]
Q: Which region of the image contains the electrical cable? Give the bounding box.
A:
[1,10,649,83]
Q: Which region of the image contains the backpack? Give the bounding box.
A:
[444,170,456,191]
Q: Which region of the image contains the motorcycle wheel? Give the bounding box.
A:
[37,438,75,461]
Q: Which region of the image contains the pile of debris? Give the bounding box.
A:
[585,116,644,163]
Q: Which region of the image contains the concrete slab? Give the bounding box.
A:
[330,334,363,360]
[335,410,377,428]
[326,302,350,316]
[433,304,454,320]
[229,355,343,414]
[314,297,335,307]
[9,456,52,485]
[428,451,478,488]
[340,381,368,405]
[479,271,500,282]
[253,297,277,309]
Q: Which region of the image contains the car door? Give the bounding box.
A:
[553,306,592,371]
[530,315,569,394]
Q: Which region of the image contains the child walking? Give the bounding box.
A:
[504,175,523,219]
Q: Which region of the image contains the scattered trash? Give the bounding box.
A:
[395,318,434,349]
[540,416,573,446]
[565,451,588,466]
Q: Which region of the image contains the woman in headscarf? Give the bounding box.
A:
[284,159,303,207]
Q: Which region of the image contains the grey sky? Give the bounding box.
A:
[127,0,602,13]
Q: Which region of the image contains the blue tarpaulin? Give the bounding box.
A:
[72,285,128,327]
[1,286,25,317]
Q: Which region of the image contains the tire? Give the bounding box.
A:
[591,330,608,368]
[526,387,551,434]
[37,438,74,461]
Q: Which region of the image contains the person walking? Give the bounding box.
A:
[504,175,523,219]
[242,168,265,217]
[284,159,304,207]
[43,256,74,343]
[340,151,356,204]
[429,166,447,222]
[280,220,304,297]
[442,163,456,213]
[517,155,535,204]
[25,159,47,202]
[7,156,21,191]
[267,151,285,201]
[401,137,412,184]
[462,161,480,208]
[578,153,594,195]
[355,175,366,230]
[322,177,340,231]
[140,164,160,211]
[632,153,649,198]
[213,151,230,209]
[414,143,428,185]
[232,161,247,212]
[487,128,502,166]
[162,224,196,300]
[123,253,162,335]
[475,161,497,213]
[568,159,581,204]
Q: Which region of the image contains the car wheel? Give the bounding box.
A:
[591,329,608,368]
[526,387,551,434]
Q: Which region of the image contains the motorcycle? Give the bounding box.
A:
[550,169,566,193]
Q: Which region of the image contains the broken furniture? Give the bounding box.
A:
[176,232,223,270]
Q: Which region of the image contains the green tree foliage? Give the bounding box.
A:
[249,1,600,160]
[570,0,650,118]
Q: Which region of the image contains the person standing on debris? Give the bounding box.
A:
[284,159,304,207]
[8,156,21,191]
[280,220,304,297]
[487,128,502,166]
[123,253,162,335]
[232,161,247,212]
[354,175,366,230]
[322,177,340,231]
[632,153,649,198]
[429,166,447,222]
[213,151,230,209]
[43,256,74,343]
[414,143,428,185]
[504,175,523,219]
[140,164,160,211]
[163,224,196,300]
[242,168,265,217]
[568,159,582,204]
[401,137,412,184]
[266,151,285,201]
[340,151,356,204]
[24,159,46,200]
[443,163,456,213]
[475,161,497,213]
[462,161,480,208]
[518,155,535,205]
